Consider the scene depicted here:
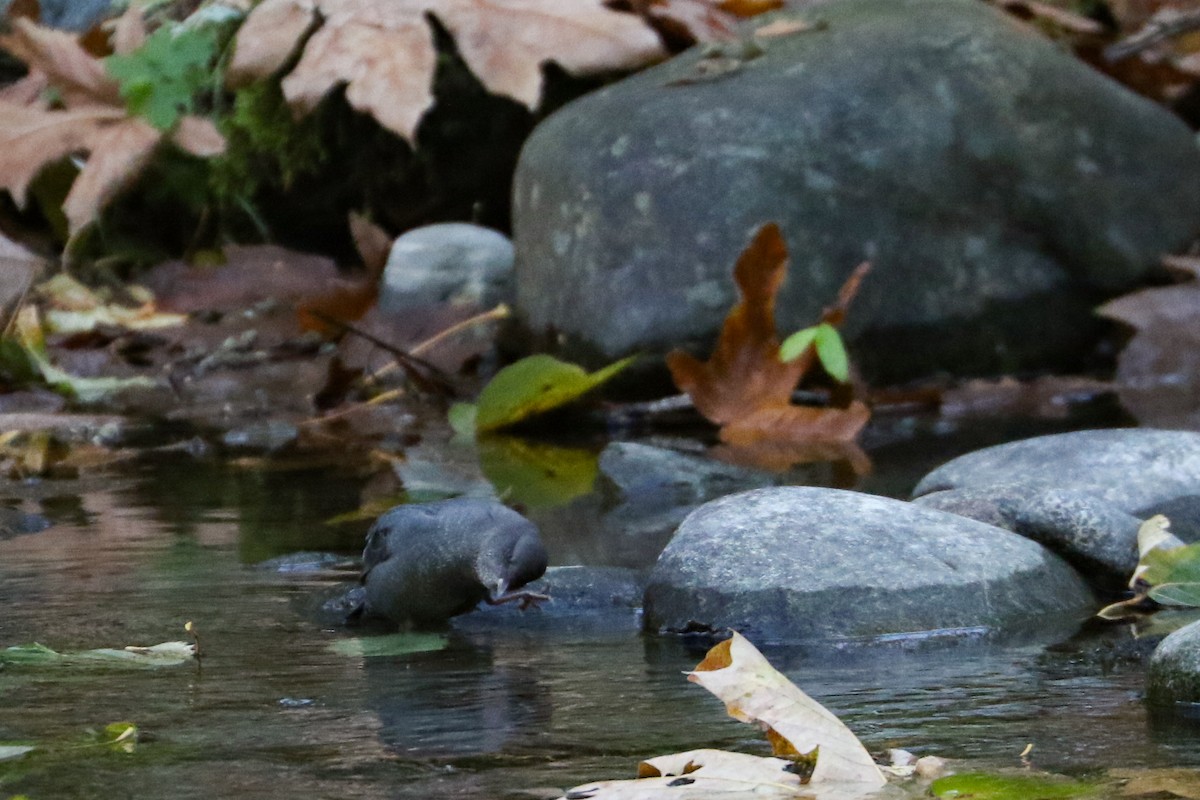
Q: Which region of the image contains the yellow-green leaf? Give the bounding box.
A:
[473,354,635,433]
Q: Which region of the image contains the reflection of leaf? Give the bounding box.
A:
[472,354,635,433]
[477,436,598,508]
[328,632,447,657]
[688,632,885,786]
[0,641,196,668]
[931,772,1098,799]
[666,223,870,448]
[227,0,665,144]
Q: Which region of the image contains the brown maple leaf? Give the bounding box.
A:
[666,223,871,448]
[0,13,226,235]
[226,0,667,144]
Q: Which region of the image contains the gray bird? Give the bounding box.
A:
[350,498,549,627]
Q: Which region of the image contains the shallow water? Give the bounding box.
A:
[2,414,1200,799]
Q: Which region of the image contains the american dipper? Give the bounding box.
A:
[350,498,549,627]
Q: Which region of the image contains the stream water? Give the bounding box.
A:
[2,409,1200,799]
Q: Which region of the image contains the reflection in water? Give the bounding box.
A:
[364,641,552,757]
[6,433,1200,798]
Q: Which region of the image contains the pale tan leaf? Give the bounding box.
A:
[110,1,147,56]
[753,18,817,38]
[171,115,227,157]
[63,118,162,234]
[232,0,664,143]
[434,0,665,109]
[0,19,122,108]
[560,750,808,799]
[227,0,319,87]
[0,73,49,106]
[282,18,436,143]
[0,102,125,203]
[688,632,886,787]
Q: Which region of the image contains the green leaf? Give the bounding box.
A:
[98,722,138,754]
[813,323,849,382]
[106,26,217,130]
[779,326,818,363]
[0,641,195,668]
[328,633,448,658]
[1149,582,1200,607]
[473,355,636,433]
[447,403,478,437]
[1141,541,1200,598]
[478,436,599,509]
[932,772,1098,799]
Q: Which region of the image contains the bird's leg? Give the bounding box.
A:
[487,589,550,611]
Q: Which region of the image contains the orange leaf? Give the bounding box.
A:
[717,0,783,17]
[666,223,804,425]
[667,223,871,452]
[720,400,870,446]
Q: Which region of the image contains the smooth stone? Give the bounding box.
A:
[512,0,1200,381]
[379,223,514,312]
[643,486,1095,643]
[220,420,299,454]
[1148,619,1200,705]
[914,483,1142,592]
[912,429,1200,539]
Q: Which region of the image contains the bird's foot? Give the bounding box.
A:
[487,589,550,611]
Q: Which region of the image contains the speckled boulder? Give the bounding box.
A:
[914,483,1143,592]
[643,487,1095,643]
[512,0,1200,381]
[913,429,1200,539]
[1148,620,1200,705]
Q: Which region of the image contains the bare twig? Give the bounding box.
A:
[1105,7,1200,62]
[305,309,456,396]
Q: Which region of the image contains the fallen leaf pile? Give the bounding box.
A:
[0,10,226,235]
[559,631,886,799]
[226,0,667,144]
[666,223,871,451]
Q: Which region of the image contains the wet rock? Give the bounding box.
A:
[220,420,300,454]
[912,429,1200,539]
[354,498,548,628]
[0,507,52,540]
[1147,619,1200,705]
[254,551,355,573]
[914,483,1142,592]
[459,565,645,633]
[643,487,1095,643]
[598,441,776,549]
[379,223,514,312]
[512,0,1200,382]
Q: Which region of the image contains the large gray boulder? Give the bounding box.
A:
[912,429,1200,536]
[512,0,1200,381]
[643,487,1095,642]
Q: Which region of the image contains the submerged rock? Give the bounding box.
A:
[643,487,1095,643]
[353,498,548,628]
[512,0,1200,381]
